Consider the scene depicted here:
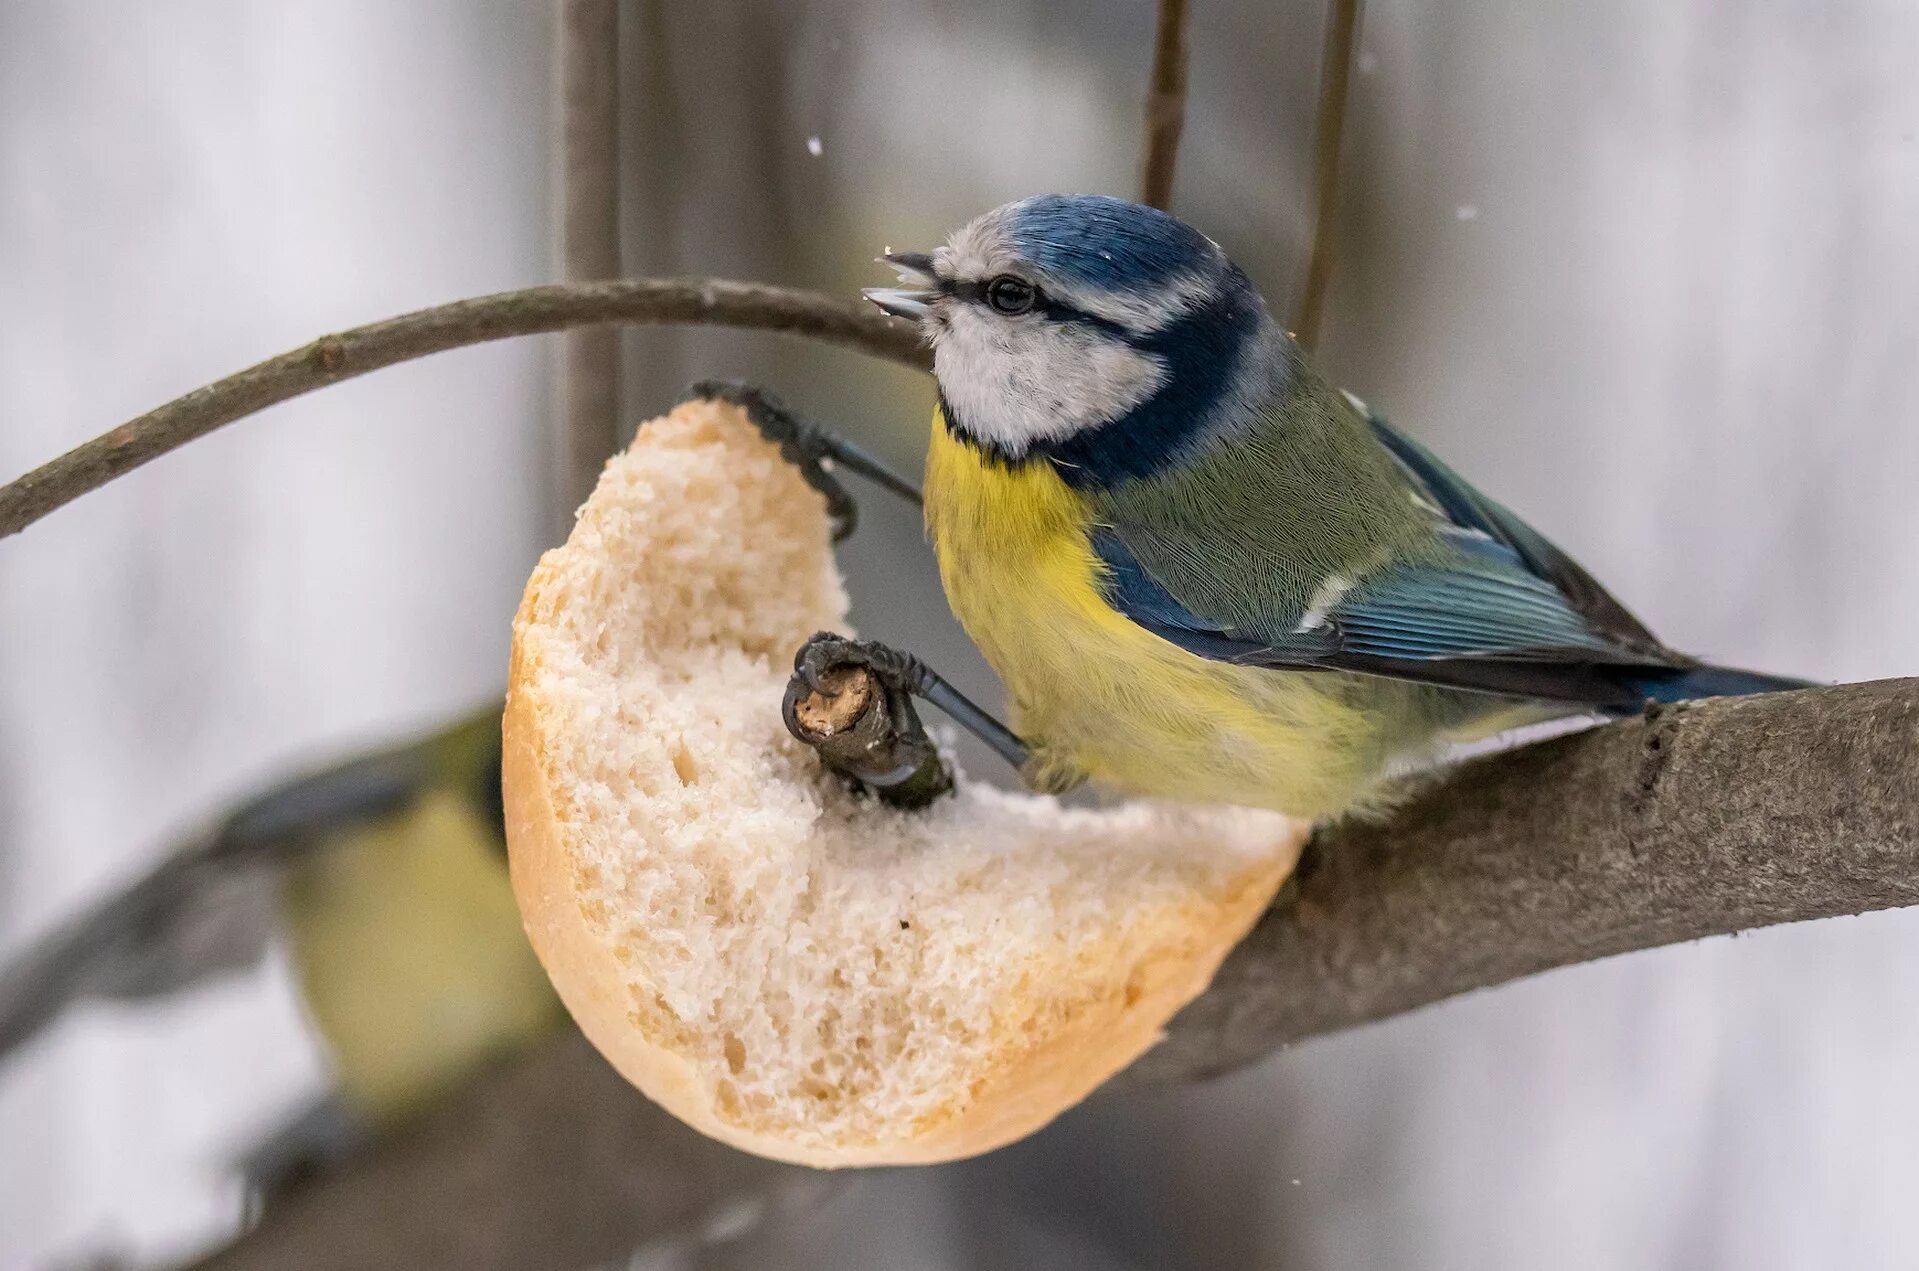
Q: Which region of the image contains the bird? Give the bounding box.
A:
[859,193,1809,819]
[0,706,562,1166]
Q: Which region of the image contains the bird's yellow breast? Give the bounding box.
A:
[922,411,1398,817]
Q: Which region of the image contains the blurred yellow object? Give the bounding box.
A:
[281,771,561,1123]
[0,706,562,1130]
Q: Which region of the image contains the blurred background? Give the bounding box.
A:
[3,1,1917,1267]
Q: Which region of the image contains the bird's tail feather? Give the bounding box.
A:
[1626,664,1816,705]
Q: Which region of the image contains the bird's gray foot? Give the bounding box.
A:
[1018,749,1089,797]
[790,631,934,700]
[684,380,922,541]
[783,632,1031,776]
[782,632,948,806]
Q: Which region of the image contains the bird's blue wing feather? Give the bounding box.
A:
[1356,401,1664,651]
[1095,530,1639,657]
[1094,528,1673,706]
[1090,398,1690,706]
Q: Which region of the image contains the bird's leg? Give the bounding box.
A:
[784,632,1033,778]
[684,380,923,542]
[782,637,951,809]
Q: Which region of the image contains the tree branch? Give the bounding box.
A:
[1289,0,1363,350]
[179,1031,835,1271]
[183,680,1912,1270]
[1138,0,1190,210]
[0,280,928,541]
[1129,678,1919,1082]
[556,0,625,518]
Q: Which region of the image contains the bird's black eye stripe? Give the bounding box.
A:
[950,276,1037,314]
[948,277,1132,338]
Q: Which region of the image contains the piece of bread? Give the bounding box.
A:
[503,398,1307,1167]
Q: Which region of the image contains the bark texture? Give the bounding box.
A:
[1132,679,1919,1082]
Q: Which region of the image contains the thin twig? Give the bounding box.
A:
[557,0,625,519]
[1290,0,1363,350]
[1138,0,1191,210]
[0,280,929,540]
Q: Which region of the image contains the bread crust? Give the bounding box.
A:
[502,405,1305,1167]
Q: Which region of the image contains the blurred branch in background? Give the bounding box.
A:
[179,678,1914,1270]
[0,831,283,1066]
[179,1033,835,1271]
[1289,0,1362,350]
[555,0,625,525]
[1138,0,1190,210]
[0,280,927,541]
[1135,0,1362,344]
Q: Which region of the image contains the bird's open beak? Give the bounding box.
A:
[862,251,939,322]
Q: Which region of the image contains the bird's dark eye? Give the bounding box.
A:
[985,274,1036,315]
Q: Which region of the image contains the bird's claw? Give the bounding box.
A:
[685,379,860,541]
[791,632,932,700]
[781,633,954,807]
[784,632,1029,788]
[1018,750,1089,796]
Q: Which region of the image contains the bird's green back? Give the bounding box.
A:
[1086,357,1437,637]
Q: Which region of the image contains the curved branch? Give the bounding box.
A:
[0,280,929,540]
[1138,0,1191,210]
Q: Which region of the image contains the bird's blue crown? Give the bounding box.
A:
[1001,194,1221,294]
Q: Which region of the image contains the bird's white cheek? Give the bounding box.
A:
[933,310,1164,450]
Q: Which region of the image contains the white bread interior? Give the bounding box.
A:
[504,398,1308,1167]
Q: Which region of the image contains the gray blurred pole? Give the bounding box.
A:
[556,0,623,529]
[1290,0,1361,351]
[1138,0,1189,211]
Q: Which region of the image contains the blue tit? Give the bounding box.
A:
[0,706,562,1130]
[274,709,562,1123]
[864,194,1808,819]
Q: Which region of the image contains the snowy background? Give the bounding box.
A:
[3,2,1917,1267]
